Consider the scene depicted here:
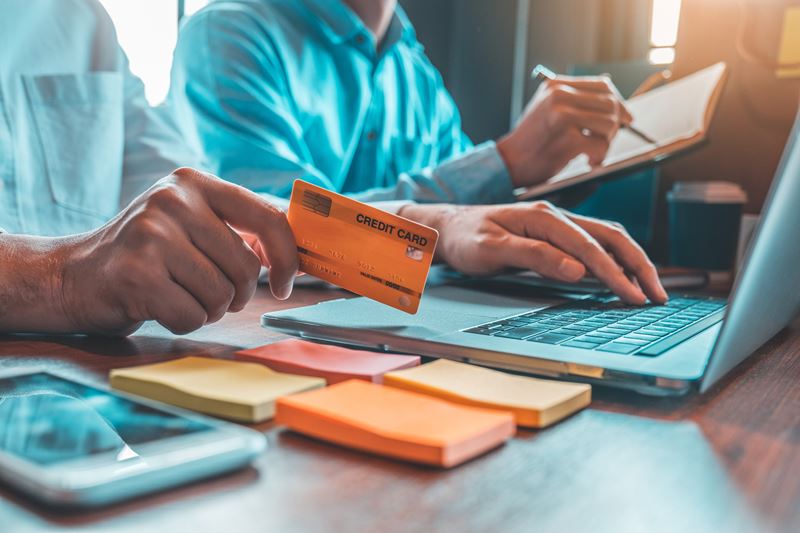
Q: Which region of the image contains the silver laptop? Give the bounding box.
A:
[262,112,800,396]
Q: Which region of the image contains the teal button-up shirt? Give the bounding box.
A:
[168,0,515,204]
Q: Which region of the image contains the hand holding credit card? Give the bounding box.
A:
[287,180,438,314]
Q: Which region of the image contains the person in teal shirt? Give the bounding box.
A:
[168,0,633,204]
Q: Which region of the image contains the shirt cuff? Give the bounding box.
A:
[433,141,516,205]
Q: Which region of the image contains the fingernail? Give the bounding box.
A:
[634,288,648,304]
[274,280,294,300]
[558,258,585,280]
[658,286,669,302]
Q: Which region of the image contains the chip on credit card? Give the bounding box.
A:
[287,180,439,314]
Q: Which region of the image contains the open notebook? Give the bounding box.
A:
[517,62,728,199]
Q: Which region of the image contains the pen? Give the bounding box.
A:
[531,64,658,145]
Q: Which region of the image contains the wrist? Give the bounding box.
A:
[57,233,100,334]
[497,132,551,188]
[398,204,463,264]
[0,234,83,333]
[496,133,524,188]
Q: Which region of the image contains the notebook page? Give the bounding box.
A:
[545,62,727,186]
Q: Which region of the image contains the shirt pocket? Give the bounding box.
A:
[23,72,124,220]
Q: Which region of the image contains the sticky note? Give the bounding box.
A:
[110,357,324,423]
[777,7,800,79]
[235,339,420,384]
[275,380,515,467]
[383,359,591,428]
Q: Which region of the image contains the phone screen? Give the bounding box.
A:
[0,372,212,466]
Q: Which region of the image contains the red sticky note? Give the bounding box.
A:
[235,339,420,384]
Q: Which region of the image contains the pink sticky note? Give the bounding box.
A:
[235,339,420,384]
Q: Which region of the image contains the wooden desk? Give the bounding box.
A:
[1,287,798,533]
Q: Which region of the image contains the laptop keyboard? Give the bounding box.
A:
[464,296,726,357]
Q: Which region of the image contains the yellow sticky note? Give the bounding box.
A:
[110,357,325,422]
[384,359,591,428]
[777,7,800,79]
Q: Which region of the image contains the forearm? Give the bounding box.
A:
[351,142,517,206]
[0,235,77,333]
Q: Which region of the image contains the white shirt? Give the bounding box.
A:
[0,0,198,236]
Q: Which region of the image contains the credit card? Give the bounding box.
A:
[287,180,438,314]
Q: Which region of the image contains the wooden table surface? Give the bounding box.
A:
[0,286,798,533]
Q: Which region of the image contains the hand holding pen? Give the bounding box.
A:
[531,64,658,145]
[496,64,652,188]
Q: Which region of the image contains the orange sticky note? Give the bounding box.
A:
[275,380,515,467]
[236,339,420,384]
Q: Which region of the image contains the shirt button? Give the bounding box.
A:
[355,34,366,45]
[366,131,377,141]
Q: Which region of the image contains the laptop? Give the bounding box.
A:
[262,112,800,396]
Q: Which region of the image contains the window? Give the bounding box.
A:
[649,0,682,65]
[183,0,211,17]
[97,0,210,104]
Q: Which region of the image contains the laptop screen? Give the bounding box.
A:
[701,110,800,391]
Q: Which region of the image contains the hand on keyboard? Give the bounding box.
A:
[400,202,667,305]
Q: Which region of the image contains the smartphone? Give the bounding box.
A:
[0,368,266,507]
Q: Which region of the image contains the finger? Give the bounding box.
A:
[567,214,668,303]
[192,171,298,300]
[549,75,615,93]
[620,103,634,124]
[495,235,586,282]
[238,231,267,264]
[547,128,611,166]
[522,207,647,304]
[551,86,618,115]
[165,237,237,323]
[145,279,208,335]
[550,80,633,123]
[146,173,264,309]
[552,107,620,141]
[181,211,262,312]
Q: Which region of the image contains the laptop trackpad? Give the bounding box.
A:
[264,284,568,340]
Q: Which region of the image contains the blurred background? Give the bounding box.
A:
[99,0,800,260]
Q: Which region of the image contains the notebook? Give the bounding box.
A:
[383,359,591,428]
[777,7,800,79]
[235,339,420,384]
[110,357,325,423]
[517,62,728,199]
[275,380,515,467]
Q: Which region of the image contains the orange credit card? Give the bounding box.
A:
[287,180,438,314]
